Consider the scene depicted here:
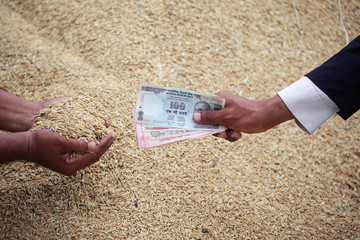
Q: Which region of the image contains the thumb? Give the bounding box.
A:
[193,110,225,125]
[65,138,97,153]
[41,96,70,109]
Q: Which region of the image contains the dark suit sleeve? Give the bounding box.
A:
[305,35,360,120]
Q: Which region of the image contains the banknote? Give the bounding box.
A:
[132,85,226,149]
[134,84,226,131]
[141,125,184,132]
[142,127,201,139]
[140,122,224,141]
[134,121,218,149]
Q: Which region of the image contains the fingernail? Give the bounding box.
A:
[218,134,226,139]
[193,112,201,122]
[216,132,226,139]
[88,142,96,150]
[112,132,117,138]
[231,133,239,139]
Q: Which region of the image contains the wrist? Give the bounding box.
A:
[260,95,294,131]
[27,102,43,129]
[14,101,42,132]
[0,132,33,163]
[0,90,42,132]
[25,131,36,162]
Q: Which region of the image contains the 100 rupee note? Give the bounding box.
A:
[134,84,226,131]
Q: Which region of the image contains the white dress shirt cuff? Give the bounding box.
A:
[277,76,339,134]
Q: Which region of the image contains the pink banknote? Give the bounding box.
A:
[133,109,221,149]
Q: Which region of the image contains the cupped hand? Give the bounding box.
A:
[27,129,117,176]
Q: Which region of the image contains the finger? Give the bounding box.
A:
[105,121,112,128]
[65,132,116,154]
[64,137,91,153]
[67,133,117,171]
[95,133,117,156]
[42,96,69,108]
[225,130,242,142]
[215,91,232,99]
[87,142,97,152]
[213,131,227,139]
[193,109,225,125]
[74,133,116,168]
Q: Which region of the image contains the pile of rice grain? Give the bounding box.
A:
[1,0,359,239]
[31,95,112,143]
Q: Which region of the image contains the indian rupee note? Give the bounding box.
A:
[134,121,217,149]
[134,84,225,131]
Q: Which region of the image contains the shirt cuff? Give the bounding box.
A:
[277,76,339,134]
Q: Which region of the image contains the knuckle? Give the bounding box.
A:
[222,109,232,122]
[203,111,215,123]
[63,168,76,176]
[216,90,225,96]
[203,111,211,121]
[217,90,229,97]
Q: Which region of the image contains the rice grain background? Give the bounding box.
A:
[0,0,359,239]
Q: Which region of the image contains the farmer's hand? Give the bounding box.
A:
[0,89,117,175]
[0,89,66,132]
[27,129,117,176]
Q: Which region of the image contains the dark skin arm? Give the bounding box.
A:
[0,89,44,132]
[193,91,294,142]
[0,89,117,175]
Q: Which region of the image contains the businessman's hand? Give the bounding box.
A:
[193,91,294,142]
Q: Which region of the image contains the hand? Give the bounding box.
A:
[193,91,294,142]
[0,89,68,132]
[39,96,68,110]
[27,129,117,176]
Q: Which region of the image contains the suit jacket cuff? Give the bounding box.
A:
[277,76,339,134]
